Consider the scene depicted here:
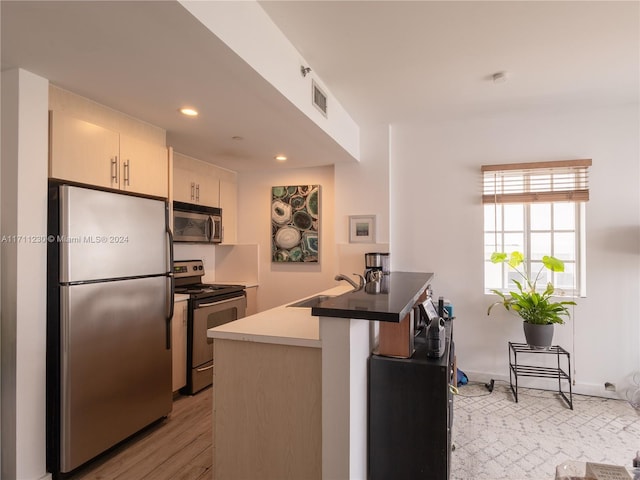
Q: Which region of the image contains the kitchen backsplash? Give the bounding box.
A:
[173,243,259,286]
[173,244,216,283]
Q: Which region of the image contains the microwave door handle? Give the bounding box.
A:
[207,216,214,242]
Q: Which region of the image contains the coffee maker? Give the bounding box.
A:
[364,252,389,282]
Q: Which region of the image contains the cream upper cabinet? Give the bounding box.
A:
[172,160,195,203]
[49,111,168,198]
[173,153,220,207]
[119,134,168,198]
[172,152,238,241]
[49,111,119,189]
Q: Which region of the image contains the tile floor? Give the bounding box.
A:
[451,382,640,479]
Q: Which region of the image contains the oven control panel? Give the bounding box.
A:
[173,260,204,279]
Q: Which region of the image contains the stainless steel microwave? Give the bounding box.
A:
[173,201,222,243]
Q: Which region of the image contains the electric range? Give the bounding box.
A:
[173,259,246,394]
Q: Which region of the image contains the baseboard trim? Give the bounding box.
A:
[461,370,622,400]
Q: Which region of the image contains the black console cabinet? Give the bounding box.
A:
[368,321,454,480]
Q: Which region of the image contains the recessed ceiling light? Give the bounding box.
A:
[492,71,508,84]
[179,107,198,117]
[275,155,287,162]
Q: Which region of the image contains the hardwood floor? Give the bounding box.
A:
[69,388,213,480]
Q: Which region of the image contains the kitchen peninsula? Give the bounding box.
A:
[207,272,434,480]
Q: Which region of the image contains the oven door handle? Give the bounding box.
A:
[196,364,214,373]
[196,296,244,309]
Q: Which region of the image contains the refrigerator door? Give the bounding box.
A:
[59,276,172,473]
[59,185,169,283]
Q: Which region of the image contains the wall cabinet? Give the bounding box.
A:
[49,111,168,198]
[119,134,168,198]
[172,299,188,392]
[172,152,238,243]
[173,153,220,207]
[369,322,454,480]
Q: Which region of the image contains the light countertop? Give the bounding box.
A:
[174,293,190,302]
[207,285,352,348]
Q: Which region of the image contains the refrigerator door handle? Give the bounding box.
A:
[166,226,174,350]
[167,226,174,280]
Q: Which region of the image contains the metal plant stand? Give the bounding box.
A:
[508,342,573,409]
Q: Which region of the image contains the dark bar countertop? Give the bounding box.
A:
[311,272,434,323]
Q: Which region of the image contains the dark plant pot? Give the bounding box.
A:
[523,322,554,350]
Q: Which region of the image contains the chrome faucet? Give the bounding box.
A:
[335,273,365,291]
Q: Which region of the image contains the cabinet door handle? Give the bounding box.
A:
[195,183,200,202]
[111,156,118,184]
[124,159,130,186]
[190,182,195,201]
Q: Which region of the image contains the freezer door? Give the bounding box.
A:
[59,276,172,473]
[59,185,168,283]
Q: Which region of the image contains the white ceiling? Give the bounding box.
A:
[3,1,638,171]
[1,0,356,171]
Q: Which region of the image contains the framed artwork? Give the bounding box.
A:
[349,215,376,243]
[271,185,320,262]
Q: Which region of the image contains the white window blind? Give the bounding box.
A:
[482,159,592,204]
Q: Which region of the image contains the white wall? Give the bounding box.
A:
[335,124,390,245]
[236,123,393,313]
[390,103,640,396]
[1,69,51,480]
[237,166,336,311]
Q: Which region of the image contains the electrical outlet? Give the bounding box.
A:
[604,382,616,391]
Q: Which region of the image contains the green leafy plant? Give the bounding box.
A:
[487,251,576,325]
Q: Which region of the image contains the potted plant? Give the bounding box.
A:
[487,251,576,349]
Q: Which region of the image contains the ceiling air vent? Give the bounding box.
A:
[312,80,328,117]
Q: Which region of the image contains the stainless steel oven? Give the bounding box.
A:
[174,259,246,394]
[190,294,246,393]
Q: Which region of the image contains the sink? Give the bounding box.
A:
[287,295,335,308]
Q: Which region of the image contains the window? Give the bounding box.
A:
[482,159,591,297]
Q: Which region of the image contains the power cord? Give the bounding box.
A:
[485,379,495,392]
[453,380,496,398]
[453,379,503,398]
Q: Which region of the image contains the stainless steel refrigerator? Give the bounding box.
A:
[47,182,173,476]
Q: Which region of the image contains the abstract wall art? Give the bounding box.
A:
[271,185,320,263]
